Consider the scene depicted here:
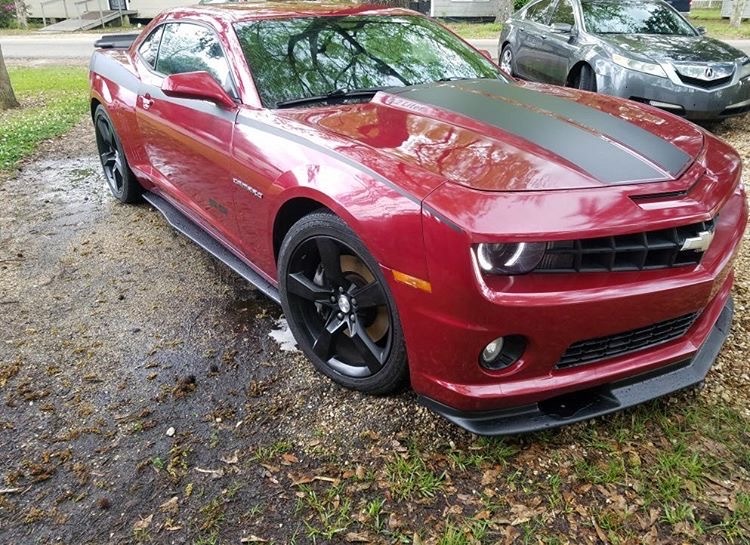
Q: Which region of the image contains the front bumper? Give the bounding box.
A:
[597,63,750,120]
[420,297,733,435]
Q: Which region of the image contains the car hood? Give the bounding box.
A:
[603,33,747,63]
[281,79,704,192]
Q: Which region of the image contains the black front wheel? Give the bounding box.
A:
[278,212,408,394]
[94,105,141,203]
[572,64,597,92]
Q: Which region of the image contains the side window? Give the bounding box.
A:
[138,25,164,69]
[155,23,234,96]
[550,0,576,26]
[525,0,556,24]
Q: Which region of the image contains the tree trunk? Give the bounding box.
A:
[495,0,514,23]
[15,1,28,30]
[730,0,748,28]
[0,45,20,111]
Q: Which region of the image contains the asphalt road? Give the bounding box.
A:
[3,33,750,61]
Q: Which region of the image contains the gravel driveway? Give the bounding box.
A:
[0,117,748,545]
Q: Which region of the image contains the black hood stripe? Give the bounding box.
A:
[469,80,690,177]
[390,81,688,185]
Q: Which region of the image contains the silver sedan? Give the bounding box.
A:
[498,0,750,121]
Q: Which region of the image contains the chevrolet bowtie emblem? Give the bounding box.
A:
[681,229,714,253]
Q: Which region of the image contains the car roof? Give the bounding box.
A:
[163,2,415,23]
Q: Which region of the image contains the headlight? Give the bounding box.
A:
[475,242,546,275]
[612,53,667,78]
[740,59,750,79]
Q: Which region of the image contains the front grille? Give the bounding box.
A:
[557,312,700,368]
[537,219,714,273]
[677,74,732,89]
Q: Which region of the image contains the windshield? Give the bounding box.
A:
[234,15,505,108]
[581,0,696,35]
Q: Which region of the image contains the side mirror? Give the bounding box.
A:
[161,71,236,109]
[550,22,573,34]
[696,26,707,35]
[478,49,493,60]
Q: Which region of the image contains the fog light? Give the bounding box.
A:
[479,335,527,371]
[482,338,505,363]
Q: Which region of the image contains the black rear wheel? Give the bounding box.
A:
[94,105,141,203]
[278,212,408,394]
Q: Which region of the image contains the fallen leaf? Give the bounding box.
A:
[281,453,299,465]
[133,514,153,532]
[412,532,424,545]
[240,536,269,543]
[220,451,239,465]
[195,467,224,479]
[345,531,371,542]
[159,496,179,514]
[289,473,315,486]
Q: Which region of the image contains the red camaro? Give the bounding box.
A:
[89,3,747,435]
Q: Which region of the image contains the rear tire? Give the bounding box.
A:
[94,105,141,204]
[500,44,515,76]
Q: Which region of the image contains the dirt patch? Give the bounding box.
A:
[0,116,749,545]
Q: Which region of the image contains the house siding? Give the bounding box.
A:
[721,0,750,19]
[430,0,499,18]
[28,0,190,20]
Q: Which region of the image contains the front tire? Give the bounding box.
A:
[571,64,597,92]
[94,105,141,203]
[278,212,408,394]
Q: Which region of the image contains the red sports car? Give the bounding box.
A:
[89,3,747,435]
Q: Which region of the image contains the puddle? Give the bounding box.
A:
[268,317,299,352]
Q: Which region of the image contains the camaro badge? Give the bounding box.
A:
[233,178,263,199]
[681,230,715,253]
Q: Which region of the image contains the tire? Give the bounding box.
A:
[573,64,597,92]
[278,211,408,394]
[500,44,514,76]
[94,105,141,203]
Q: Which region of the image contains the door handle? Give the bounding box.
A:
[142,94,154,110]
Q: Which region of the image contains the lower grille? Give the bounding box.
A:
[557,312,700,369]
[537,219,714,273]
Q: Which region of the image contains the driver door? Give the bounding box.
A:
[135,22,243,245]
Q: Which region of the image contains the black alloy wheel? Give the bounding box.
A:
[279,212,408,394]
[94,105,141,203]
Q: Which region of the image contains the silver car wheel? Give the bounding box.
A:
[500,47,513,75]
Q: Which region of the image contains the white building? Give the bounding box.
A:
[27,0,193,21]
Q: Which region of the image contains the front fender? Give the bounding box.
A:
[270,164,430,284]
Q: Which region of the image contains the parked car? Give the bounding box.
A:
[666,0,691,13]
[499,0,750,120]
[90,4,746,435]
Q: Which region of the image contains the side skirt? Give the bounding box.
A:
[142,191,281,304]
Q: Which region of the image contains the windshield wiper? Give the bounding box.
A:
[276,87,385,108]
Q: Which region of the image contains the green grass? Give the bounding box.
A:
[441,20,503,40]
[0,66,88,172]
[689,8,750,40]
[442,9,750,40]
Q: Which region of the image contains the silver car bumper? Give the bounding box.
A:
[598,64,750,120]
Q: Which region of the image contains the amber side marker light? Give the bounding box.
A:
[392,270,432,293]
